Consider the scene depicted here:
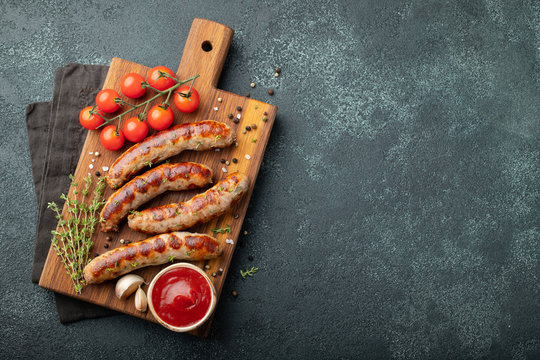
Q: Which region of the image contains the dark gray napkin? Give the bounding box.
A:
[28,63,117,323]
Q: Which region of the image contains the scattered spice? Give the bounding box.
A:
[245,154,251,160]
[220,159,226,164]
[267,89,274,95]
[245,126,251,131]
[89,152,93,155]
[95,253,99,257]
[274,72,279,77]
[105,236,112,242]
[250,82,256,88]
[235,142,239,147]
[251,124,257,129]
[242,129,247,134]
[102,166,109,172]
[218,268,223,275]
[243,230,248,235]
[104,243,109,249]
[275,67,281,73]
[120,239,125,244]
[228,113,233,119]
[232,158,238,164]
[233,118,240,124]
[222,167,228,173]
[248,255,254,261]
[94,152,100,157]
[232,290,238,297]
[245,92,250,97]
[213,107,218,111]
[217,97,223,102]
[262,116,268,122]
[263,111,268,116]
[225,238,235,244]
[211,272,217,277]
[236,106,242,111]
[236,113,241,119]
[95,171,101,177]
[251,139,257,143]
[234,213,239,219]
[89,164,94,170]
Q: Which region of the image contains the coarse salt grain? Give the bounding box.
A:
[91,159,95,162]
[225,239,234,244]
[215,148,221,152]
[245,154,251,160]
[89,164,94,169]
[89,152,93,155]
[214,107,218,111]
[219,267,223,271]
[236,113,241,119]
[222,167,228,173]
[102,166,109,172]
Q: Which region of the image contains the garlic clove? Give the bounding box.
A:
[115,274,145,299]
[135,286,148,312]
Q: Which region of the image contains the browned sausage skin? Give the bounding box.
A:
[83,232,223,284]
[106,120,234,189]
[128,172,249,234]
[100,162,213,232]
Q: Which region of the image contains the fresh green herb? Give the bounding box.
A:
[130,262,139,267]
[169,255,174,263]
[145,161,153,168]
[105,268,115,272]
[251,139,257,143]
[141,227,147,231]
[192,212,198,216]
[240,266,259,279]
[212,224,231,234]
[114,200,120,206]
[185,250,193,256]
[196,141,202,149]
[175,208,180,215]
[47,175,106,293]
[115,262,118,268]
[209,209,215,214]
[129,210,140,216]
[162,178,168,183]
[172,132,176,139]
[216,135,222,140]
[228,188,234,192]
[204,194,208,199]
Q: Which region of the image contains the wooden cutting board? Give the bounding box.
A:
[39,18,277,337]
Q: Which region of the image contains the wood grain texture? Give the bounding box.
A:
[38,18,277,337]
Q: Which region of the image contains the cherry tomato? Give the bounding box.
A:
[96,89,121,113]
[121,73,146,99]
[122,116,149,143]
[173,85,200,113]
[100,125,125,151]
[147,66,176,91]
[79,106,104,130]
[147,104,174,130]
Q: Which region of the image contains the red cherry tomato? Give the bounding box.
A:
[122,116,149,143]
[79,106,104,130]
[100,125,125,151]
[121,73,146,99]
[173,85,200,113]
[96,89,121,113]
[147,66,176,91]
[147,104,174,130]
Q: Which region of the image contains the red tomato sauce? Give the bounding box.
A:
[151,267,212,328]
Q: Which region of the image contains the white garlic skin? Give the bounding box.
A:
[115,274,145,300]
[135,286,148,312]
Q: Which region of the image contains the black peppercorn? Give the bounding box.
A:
[245,126,251,131]
[220,159,226,164]
[104,243,109,249]
[236,106,242,111]
[267,89,274,95]
[95,171,101,177]
[228,113,233,119]
[212,272,217,277]
[275,67,281,73]
[232,158,238,163]
[245,92,250,97]
[217,269,223,275]
[105,236,112,242]
[233,118,239,124]
[234,213,239,218]
[248,255,254,261]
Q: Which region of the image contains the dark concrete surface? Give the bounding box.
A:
[1,0,539,358]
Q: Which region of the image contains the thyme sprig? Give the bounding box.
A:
[47,175,107,293]
[95,74,200,130]
[240,266,259,279]
[212,224,231,234]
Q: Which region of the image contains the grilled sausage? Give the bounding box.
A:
[83,232,223,284]
[106,120,233,189]
[100,162,213,232]
[128,172,249,234]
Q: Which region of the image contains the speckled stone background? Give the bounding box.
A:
[1,0,539,358]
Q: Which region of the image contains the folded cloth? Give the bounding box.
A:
[28,63,117,323]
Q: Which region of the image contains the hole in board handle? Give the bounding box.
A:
[201,41,213,52]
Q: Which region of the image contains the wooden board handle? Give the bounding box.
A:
[176,18,234,89]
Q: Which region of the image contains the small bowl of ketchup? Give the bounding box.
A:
[148,263,217,332]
